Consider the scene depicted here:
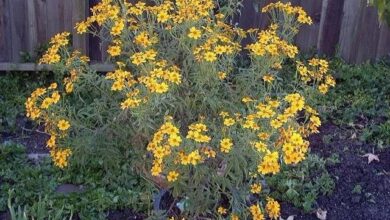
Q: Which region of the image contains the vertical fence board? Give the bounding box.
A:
[376,25,390,59]
[354,6,381,63]
[317,0,345,56]
[72,0,88,55]
[338,0,365,63]
[35,0,48,46]
[63,0,73,32]
[46,0,62,40]
[0,0,12,61]
[9,0,27,62]
[294,0,323,52]
[26,0,38,54]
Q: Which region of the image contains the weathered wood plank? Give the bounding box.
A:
[64,0,73,32]
[338,0,365,63]
[0,0,12,62]
[294,0,323,52]
[26,0,38,54]
[317,0,345,56]
[46,0,61,40]
[0,62,115,72]
[72,0,88,55]
[9,0,27,62]
[35,0,48,45]
[376,24,390,59]
[354,6,381,63]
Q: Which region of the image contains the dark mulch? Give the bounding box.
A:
[280,123,390,220]
[106,210,145,220]
[1,116,49,154]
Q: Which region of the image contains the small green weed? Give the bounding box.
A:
[266,154,335,212]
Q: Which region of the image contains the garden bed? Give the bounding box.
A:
[1,120,389,219]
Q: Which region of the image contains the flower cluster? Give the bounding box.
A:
[246,24,298,59]
[297,58,336,94]
[147,120,182,177]
[193,23,242,63]
[25,84,72,168]
[39,32,70,64]
[186,123,211,143]
[262,2,313,25]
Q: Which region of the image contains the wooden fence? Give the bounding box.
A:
[0,0,389,69]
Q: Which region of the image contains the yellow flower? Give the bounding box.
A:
[58,120,70,131]
[111,80,125,91]
[51,148,72,168]
[51,92,61,104]
[265,197,280,219]
[258,152,280,175]
[250,183,262,194]
[186,123,211,143]
[167,171,179,182]
[65,82,74,93]
[218,71,227,80]
[257,132,270,140]
[242,96,254,103]
[223,117,235,126]
[75,21,89,34]
[134,32,153,47]
[309,115,321,127]
[107,45,121,57]
[168,134,182,147]
[48,83,58,90]
[318,83,329,94]
[231,214,239,220]
[157,11,170,23]
[220,138,233,153]
[263,74,274,83]
[202,147,216,158]
[188,27,202,39]
[217,206,227,215]
[204,51,217,62]
[154,82,169,93]
[46,135,56,149]
[187,150,202,165]
[249,204,264,220]
[111,19,125,36]
[41,97,54,109]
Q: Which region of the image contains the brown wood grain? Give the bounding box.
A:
[0,0,12,61]
[354,6,381,63]
[9,0,27,62]
[338,0,365,63]
[295,0,323,52]
[376,24,390,59]
[317,0,345,56]
[72,0,88,55]
[35,0,48,45]
[46,0,61,40]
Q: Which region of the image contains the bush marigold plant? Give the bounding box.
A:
[26,0,335,219]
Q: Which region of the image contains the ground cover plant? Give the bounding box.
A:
[23,1,337,219]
